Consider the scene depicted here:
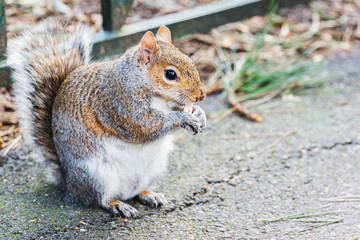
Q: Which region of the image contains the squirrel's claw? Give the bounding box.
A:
[180,112,202,135]
[193,105,207,129]
[192,126,202,135]
[106,199,138,218]
[179,106,206,135]
[137,190,168,208]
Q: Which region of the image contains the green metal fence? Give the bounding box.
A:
[0,0,9,87]
[0,0,309,87]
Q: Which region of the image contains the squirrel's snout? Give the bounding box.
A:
[195,92,206,102]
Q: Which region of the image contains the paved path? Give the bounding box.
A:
[1,51,360,239]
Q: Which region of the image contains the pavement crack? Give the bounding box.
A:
[322,140,360,149]
[206,170,245,187]
[164,170,245,214]
[294,140,360,159]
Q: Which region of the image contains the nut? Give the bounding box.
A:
[183,104,193,113]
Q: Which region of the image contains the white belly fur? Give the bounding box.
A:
[84,135,174,206]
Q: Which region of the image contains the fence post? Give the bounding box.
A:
[0,0,6,60]
[0,0,10,87]
[101,0,134,32]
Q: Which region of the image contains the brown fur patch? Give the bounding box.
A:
[108,199,122,207]
[140,190,153,195]
[82,110,118,138]
[146,41,206,104]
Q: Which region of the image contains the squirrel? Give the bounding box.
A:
[8,20,206,218]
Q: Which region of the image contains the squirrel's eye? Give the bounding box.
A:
[165,70,177,80]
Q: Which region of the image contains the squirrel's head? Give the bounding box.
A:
[138,26,206,110]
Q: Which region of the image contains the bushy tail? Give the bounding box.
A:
[8,20,92,161]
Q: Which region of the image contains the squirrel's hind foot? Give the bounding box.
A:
[106,199,138,218]
[137,190,168,208]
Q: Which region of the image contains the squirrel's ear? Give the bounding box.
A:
[156,26,172,43]
[140,31,157,65]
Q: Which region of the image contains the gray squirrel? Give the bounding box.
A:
[8,21,206,218]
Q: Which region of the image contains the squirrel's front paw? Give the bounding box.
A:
[137,190,168,208]
[106,199,138,218]
[193,105,206,129]
[179,111,202,135]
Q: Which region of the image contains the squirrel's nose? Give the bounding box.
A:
[195,91,206,102]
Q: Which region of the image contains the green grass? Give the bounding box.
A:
[211,0,324,122]
[220,51,323,102]
[257,204,344,235]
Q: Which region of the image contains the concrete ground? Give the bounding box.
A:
[1,50,360,239]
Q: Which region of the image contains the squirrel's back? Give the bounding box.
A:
[8,20,92,161]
